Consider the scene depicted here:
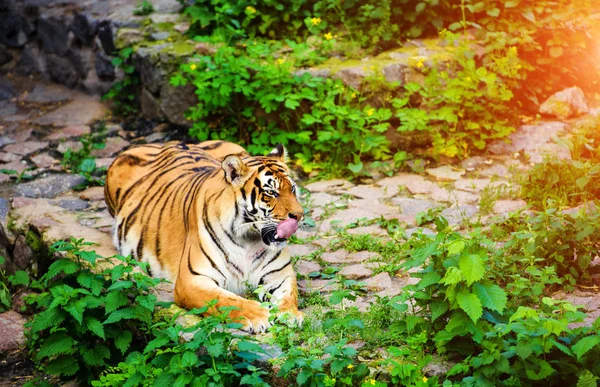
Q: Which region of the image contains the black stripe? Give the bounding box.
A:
[259,260,291,285]
[262,249,282,268]
[188,253,219,286]
[268,275,290,295]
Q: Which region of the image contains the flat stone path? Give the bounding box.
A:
[1,75,600,362]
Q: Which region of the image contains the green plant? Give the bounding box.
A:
[103,47,139,115]
[0,168,34,183]
[26,238,165,385]
[0,255,31,312]
[93,303,269,387]
[133,0,154,16]
[60,128,107,189]
[171,41,392,175]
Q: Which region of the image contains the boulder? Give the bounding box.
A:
[97,21,116,55]
[332,66,372,90]
[0,311,27,353]
[539,86,589,119]
[159,80,196,127]
[17,43,45,74]
[95,51,115,81]
[46,53,80,88]
[0,12,32,48]
[70,13,96,46]
[15,174,87,198]
[38,17,69,56]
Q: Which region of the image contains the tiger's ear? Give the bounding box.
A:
[222,155,250,184]
[267,144,286,161]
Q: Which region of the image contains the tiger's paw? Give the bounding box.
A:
[277,309,304,327]
[239,304,271,334]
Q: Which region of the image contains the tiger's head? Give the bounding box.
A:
[222,144,304,246]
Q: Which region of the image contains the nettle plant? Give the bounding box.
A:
[171,41,392,175]
[394,29,520,158]
[25,238,164,385]
[394,217,600,385]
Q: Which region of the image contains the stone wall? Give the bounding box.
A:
[0,0,182,95]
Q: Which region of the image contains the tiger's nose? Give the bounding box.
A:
[288,211,304,221]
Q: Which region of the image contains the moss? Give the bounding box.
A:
[25,230,42,253]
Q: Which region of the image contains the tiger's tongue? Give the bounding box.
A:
[276,218,299,239]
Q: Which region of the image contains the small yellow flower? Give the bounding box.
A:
[366,379,376,386]
[190,63,197,70]
[351,92,357,99]
[276,58,285,65]
[415,59,425,69]
[246,6,256,13]
[311,17,321,25]
[422,376,429,383]
[324,32,333,40]
[347,364,354,369]
[465,76,472,82]
[366,108,375,117]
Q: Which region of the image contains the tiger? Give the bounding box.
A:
[104,140,304,333]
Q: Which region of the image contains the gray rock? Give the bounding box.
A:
[45,124,91,140]
[362,272,392,291]
[115,28,144,48]
[38,17,69,56]
[91,136,130,157]
[478,163,509,178]
[0,76,14,100]
[382,62,411,84]
[79,186,105,201]
[12,235,33,270]
[54,199,90,211]
[3,141,49,156]
[135,44,169,94]
[57,141,83,154]
[339,263,373,279]
[150,32,170,41]
[426,165,466,181]
[441,205,478,226]
[23,83,75,103]
[0,100,16,116]
[0,311,27,353]
[0,197,9,225]
[343,185,394,200]
[31,153,57,169]
[33,96,108,126]
[17,43,45,75]
[0,12,32,48]
[392,197,438,216]
[321,250,378,264]
[293,68,331,78]
[460,156,490,171]
[0,136,15,148]
[70,13,96,46]
[46,53,81,88]
[159,81,197,127]
[0,152,19,162]
[295,260,322,277]
[141,88,164,120]
[539,86,588,119]
[15,174,87,198]
[95,51,115,81]
[304,179,355,193]
[488,122,568,163]
[0,43,12,66]
[97,21,116,55]
[493,200,527,215]
[0,160,29,174]
[332,66,371,90]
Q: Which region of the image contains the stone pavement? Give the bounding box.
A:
[1,75,600,367]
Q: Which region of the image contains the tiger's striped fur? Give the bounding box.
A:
[104,140,304,332]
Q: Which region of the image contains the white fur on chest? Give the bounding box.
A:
[224,241,284,295]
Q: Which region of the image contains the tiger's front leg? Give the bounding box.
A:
[259,250,304,326]
[175,247,271,333]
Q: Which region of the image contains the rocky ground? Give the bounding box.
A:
[1,75,600,385]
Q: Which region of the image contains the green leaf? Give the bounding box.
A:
[348,161,363,174]
[206,343,225,358]
[458,254,485,286]
[115,330,133,355]
[572,336,600,359]
[430,300,449,322]
[473,282,507,313]
[447,240,466,255]
[415,2,426,12]
[82,345,110,366]
[9,270,30,286]
[64,299,87,324]
[516,340,532,359]
[577,370,599,387]
[36,332,76,360]
[181,351,199,367]
[440,266,464,285]
[105,290,128,314]
[32,308,66,333]
[417,271,441,289]
[78,158,96,173]
[486,8,500,17]
[104,307,135,324]
[84,317,105,339]
[46,355,79,376]
[456,290,483,323]
[45,259,79,279]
